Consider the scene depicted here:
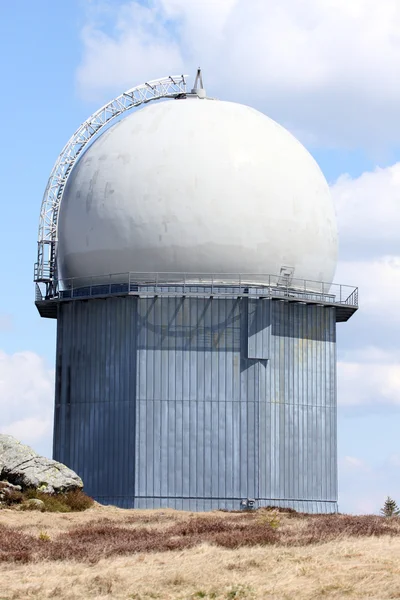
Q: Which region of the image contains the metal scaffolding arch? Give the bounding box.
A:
[34,74,189,297]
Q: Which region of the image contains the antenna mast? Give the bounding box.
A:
[191,68,206,98]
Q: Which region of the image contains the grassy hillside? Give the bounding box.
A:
[1,505,400,599]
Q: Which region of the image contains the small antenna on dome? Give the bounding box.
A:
[191,67,206,98]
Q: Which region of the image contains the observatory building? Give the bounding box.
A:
[35,72,358,512]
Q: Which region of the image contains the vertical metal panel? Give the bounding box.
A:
[258,301,337,511]
[247,299,271,359]
[54,295,337,513]
[54,297,138,507]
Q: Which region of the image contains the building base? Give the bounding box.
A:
[94,496,337,513]
[54,294,338,513]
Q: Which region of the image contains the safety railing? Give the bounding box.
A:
[35,272,358,308]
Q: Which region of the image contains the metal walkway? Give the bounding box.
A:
[35,272,358,323]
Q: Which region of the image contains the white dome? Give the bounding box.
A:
[58,98,337,288]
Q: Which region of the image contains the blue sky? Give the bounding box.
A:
[1,0,400,514]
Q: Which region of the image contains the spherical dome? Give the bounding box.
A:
[58,98,337,288]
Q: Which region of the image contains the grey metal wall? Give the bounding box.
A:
[54,295,337,512]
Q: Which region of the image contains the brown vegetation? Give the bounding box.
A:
[2,506,400,598]
[5,487,94,513]
[1,508,400,565]
[2,488,24,506]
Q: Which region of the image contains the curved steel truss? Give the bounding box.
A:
[34,74,189,295]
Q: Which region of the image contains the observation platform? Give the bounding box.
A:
[35,272,358,323]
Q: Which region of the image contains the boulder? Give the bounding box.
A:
[0,434,83,493]
[23,498,45,510]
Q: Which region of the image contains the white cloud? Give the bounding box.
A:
[77,0,400,148]
[331,162,400,328]
[0,350,54,457]
[2,417,51,446]
[332,164,400,259]
[77,2,184,101]
[338,346,400,406]
[330,166,400,411]
[333,157,400,407]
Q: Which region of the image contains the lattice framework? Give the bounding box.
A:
[34,75,188,296]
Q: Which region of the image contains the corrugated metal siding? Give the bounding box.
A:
[54,298,137,505]
[247,299,270,359]
[258,302,337,509]
[54,295,337,513]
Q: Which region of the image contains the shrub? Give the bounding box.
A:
[0,524,42,563]
[38,531,51,542]
[257,509,281,529]
[169,517,229,536]
[263,506,297,514]
[37,494,71,513]
[62,489,94,511]
[19,488,93,512]
[287,514,400,545]
[23,488,40,500]
[3,489,24,506]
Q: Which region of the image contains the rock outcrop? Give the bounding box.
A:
[0,434,83,493]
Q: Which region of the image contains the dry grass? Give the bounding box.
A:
[1,506,400,598]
